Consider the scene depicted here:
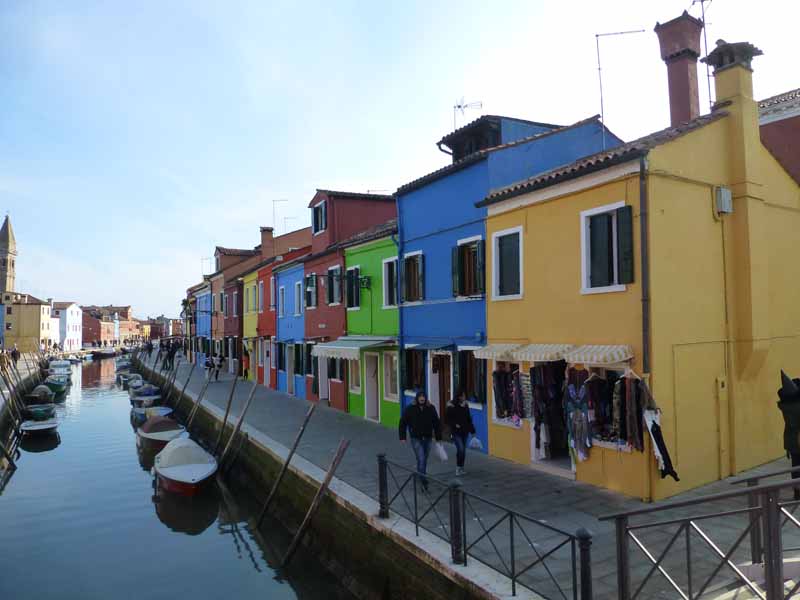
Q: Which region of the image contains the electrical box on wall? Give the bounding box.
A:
[715,186,733,216]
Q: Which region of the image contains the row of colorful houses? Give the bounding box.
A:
[183,16,800,500]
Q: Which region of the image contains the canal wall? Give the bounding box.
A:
[0,360,42,440]
[138,359,533,600]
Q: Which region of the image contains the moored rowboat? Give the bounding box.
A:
[153,438,217,496]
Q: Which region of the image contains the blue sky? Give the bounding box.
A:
[1,0,795,318]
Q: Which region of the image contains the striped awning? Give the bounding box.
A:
[562,345,634,367]
[511,344,575,363]
[473,343,521,361]
[311,336,396,361]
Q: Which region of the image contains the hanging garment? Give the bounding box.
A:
[625,377,644,451]
[492,371,508,418]
[611,379,623,439]
[644,410,679,482]
[571,409,591,461]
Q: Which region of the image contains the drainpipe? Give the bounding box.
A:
[639,155,651,375]
[392,193,404,403]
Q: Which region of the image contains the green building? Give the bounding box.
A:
[341,220,400,428]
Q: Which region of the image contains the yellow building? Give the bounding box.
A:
[242,268,260,381]
[3,292,54,352]
[479,36,800,500]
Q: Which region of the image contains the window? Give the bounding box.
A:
[403,349,425,392]
[454,350,486,404]
[270,276,276,310]
[384,352,398,400]
[402,253,424,302]
[492,227,522,300]
[277,343,286,371]
[293,343,304,375]
[328,357,346,381]
[581,202,634,293]
[278,287,286,317]
[245,287,250,313]
[311,200,327,234]
[270,339,276,369]
[305,344,314,375]
[219,292,224,314]
[327,266,342,305]
[382,258,398,307]
[305,273,318,308]
[5,323,10,331]
[345,267,360,309]
[258,281,264,312]
[233,292,238,317]
[5,306,10,315]
[294,281,302,315]
[349,359,361,392]
[453,238,485,297]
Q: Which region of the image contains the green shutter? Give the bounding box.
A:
[451,246,460,297]
[452,351,461,398]
[355,268,360,308]
[616,205,634,284]
[399,259,406,303]
[417,255,425,300]
[589,213,613,287]
[476,239,486,294]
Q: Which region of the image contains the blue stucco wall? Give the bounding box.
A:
[499,118,554,145]
[276,264,305,343]
[196,291,211,365]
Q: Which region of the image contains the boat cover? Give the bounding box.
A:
[141,416,182,434]
[133,384,160,396]
[156,438,215,470]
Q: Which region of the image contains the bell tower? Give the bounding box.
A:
[0,215,17,293]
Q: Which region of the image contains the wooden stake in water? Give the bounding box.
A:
[257,403,316,527]
[214,376,239,454]
[173,362,196,411]
[186,376,213,431]
[0,436,16,470]
[281,438,350,568]
[219,381,258,465]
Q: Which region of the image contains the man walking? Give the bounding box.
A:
[398,391,442,490]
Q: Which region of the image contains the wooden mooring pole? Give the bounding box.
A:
[0,437,16,470]
[213,375,239,454]
[172,362,196,411]
[257,403,316,527]
[186,376,213,431]
[280,438,350,568]
[219,381,258,464]
[163,359,181,404]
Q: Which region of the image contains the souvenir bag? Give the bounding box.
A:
[434,442,448,462]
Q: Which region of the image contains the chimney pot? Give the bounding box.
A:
[655,11,704,126]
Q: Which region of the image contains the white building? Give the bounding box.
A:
[53,302,82,351]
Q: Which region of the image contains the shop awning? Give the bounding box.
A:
[511,344,575,363]
[473,343,521,361]
[562,344,634,367]
[407,342,453,351]
[311,336,396,360]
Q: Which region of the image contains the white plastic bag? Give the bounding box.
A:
[468,436,483,451]
[434,442,448,462]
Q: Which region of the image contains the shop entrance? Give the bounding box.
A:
[364,353,379,421]
[527,361,571,475]
[431,353,451,438]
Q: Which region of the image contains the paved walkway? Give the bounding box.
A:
[140,352,796,600]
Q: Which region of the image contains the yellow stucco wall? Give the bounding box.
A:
[6,303,51,352]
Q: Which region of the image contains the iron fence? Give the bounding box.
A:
[377,454,591,599]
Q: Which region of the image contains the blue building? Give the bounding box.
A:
[275,260,307,398]
[396,115,623,452]
[195,285,212,367]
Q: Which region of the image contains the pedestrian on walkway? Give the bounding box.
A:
[214,353,223,381]
[446,390,476,476]
[11,345,19,367]
[241,349,250,380]
[205,354,214,380]
[398,391,442,490]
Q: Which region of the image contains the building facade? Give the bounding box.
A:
[0,216,17,294]
[275,260,307,398]
[53,302,82,351]
[3,293,54,351]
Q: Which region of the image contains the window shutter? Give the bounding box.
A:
[416,255,425,300]
[399,259,406,303]
[589,213,613,287]
[355,268,360,307]
[476,240,485,294]
[336,269,343,304]
[400,349,408,392]
[616,205,634,284]
[452,351,461,398]
[477,357,486,403]
[327,272,333,304]
[451,246,460,297]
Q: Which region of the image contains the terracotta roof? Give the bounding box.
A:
[337,219,398,249]
[398,115,612,196]
[478,111,728,207]
[315,190,394,201]
[759,87,800,121]
[438,115,562,147]
[215,246,259,257]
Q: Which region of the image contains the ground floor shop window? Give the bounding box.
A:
[403,349,425,394]
[327,357,346,381]
[455,350,485,404]
[293,343,304,375]
[277,343,286,371]
[383,352,398,400]
[305,344,314,375]
[349,359,361,392]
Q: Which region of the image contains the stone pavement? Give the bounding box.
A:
[141,352,796,600]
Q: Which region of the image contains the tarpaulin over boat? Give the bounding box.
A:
[140,416,182,434]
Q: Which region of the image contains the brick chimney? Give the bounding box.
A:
[260,226,275,259]
[654,11,704,126]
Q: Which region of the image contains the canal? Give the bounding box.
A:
[0,359,354,600]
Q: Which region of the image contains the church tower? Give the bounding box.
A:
[0,216,17,293]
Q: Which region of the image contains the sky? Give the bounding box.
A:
[1,0,797,319]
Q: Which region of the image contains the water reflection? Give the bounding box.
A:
[153,482,220,536]
[20,433,61,453]
[136,437,158,471]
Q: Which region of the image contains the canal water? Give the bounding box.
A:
[0,360,353,600]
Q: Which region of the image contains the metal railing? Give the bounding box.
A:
[601,475,800,600]
[377,454,592,599]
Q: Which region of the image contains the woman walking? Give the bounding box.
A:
[446,390,476,476]
[398,391,442,490]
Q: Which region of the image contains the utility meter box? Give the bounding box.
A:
[715,186,733,215]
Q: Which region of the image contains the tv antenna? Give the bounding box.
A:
[283,216,297,233]
[271,198,289,231]
[595,28,646,149]
[693,0,714,110]
[453,97,483,129]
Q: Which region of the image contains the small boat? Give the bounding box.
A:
[44,375,69,394]
[20,434,61,453]
[67,355,82,365]
[27,385,55,404]
[137,416,186,449]
[145,406,173,419]
[20,418,59,435]
[23,404,57,420]
[153,438,217,496]
[130,383,159,397]
[131,395,159,408]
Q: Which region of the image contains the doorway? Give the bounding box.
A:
[365,353,379,421]
[287,344,295,395]
[319,355,329,403]
[432,353,451,438]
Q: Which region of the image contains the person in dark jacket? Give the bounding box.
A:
[446,390,476,476]
[399,391,442,488]
[778,370,800,499]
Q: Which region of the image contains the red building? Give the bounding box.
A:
[759,87,800,184]
[302,190,396,407]
[82,312,115,346]
[222,276,244,374]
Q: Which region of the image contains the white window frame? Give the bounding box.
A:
[327,265,342,306]
[383,351,399,401]
[349,358,361,393]
[270,276,276,310]
[258,281,264,313]
[491,225,523,301]
[311,200,327,235]
[294,281,302,315]
[306,273,318,310]
[382,256,399,309]
[278,287,285,317]
[346,265,360,312]
[580,200,627,295]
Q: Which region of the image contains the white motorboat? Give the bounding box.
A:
[153,438,217,496]
[20,418,59,435]
[137,416,186,448]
